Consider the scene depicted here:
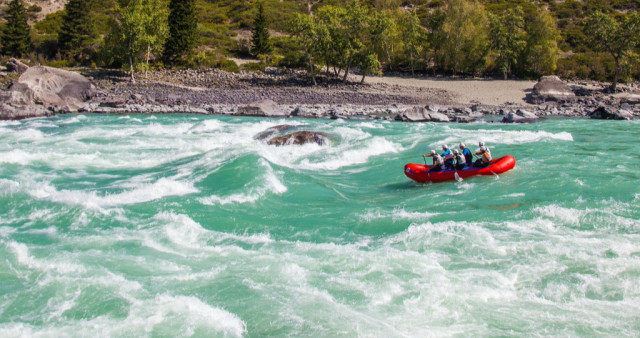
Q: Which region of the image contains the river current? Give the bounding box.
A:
[1,114,639,336]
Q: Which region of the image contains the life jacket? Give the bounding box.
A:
[482,148,492,163]
[454,153,465,166]
[462,148,473,164]
[432,154,443,166]
[441,149,453,160]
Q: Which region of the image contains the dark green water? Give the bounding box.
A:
[1,114,639,336]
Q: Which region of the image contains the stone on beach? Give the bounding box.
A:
[1,66,95,120]
[529,75,575,103]
[236,99,289,117]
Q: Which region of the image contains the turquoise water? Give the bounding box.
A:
[1,114,639,337]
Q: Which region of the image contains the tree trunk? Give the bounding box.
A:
[612,57,619,92]
[342,56,352,83]
[129,54,136,84]
[360,73,366,84]
[308,54,316,86]
[145,44,151,77]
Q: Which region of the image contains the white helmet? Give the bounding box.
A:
[453,149,459,155]
[430,150,436,155]
[479,141,485,147]
[442,144,449,150]
[459,143,465,149]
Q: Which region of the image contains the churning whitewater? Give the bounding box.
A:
[1,114,639,336]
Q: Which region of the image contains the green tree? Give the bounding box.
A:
[521,9,559,77]
[58,0,95,61]
[356,9,392,83]
[251,2,272,56]
[290,13,321,84]
[432,0,489,75]
[488,8,526,79]
[584,11,640,91]
[108,0,168,82]
[163,0,197,64]
[399,10,427,76]
[1,0,32,57]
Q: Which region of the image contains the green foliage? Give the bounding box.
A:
[1,0,32,57]
[163,0,198,64]
[584,11,640,90]
[488,8,526,79]
[33,11,64,34]
[104,0,169,81]
[251,2,272,56]
[521,9,559,77]
[432,0,489,75]
[58,0,97,62]
[398,10,428,75]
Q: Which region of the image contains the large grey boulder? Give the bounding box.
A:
[236,99,289,117]
[502,109,539,123]
[6,58,29,74]
[267,131,329,146]
[9,66,95,112]
[529,76,575,103]
[397,106,452,122]
[587,106,633,120]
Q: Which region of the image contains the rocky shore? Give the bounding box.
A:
[1,61,639,122]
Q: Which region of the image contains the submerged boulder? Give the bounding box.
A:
[254,124,299,140]
[267,131,329,146]
[529,75,575,103]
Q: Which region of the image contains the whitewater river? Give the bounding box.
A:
[1,114,639,336]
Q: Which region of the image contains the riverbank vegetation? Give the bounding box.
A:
[0,0,639,88]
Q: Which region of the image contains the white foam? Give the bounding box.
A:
[7,241,85,274]
[28,178,198,208]
[198,159,286,205]
[0,295,246,337]
[0,149,36,165]
[438,128,573,147]
[0,178,21,195]
[361,208,439,222]
[61,115,87,124]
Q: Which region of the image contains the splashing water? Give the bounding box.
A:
[1,114,639,336]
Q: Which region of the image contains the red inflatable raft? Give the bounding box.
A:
[404,155,516,183]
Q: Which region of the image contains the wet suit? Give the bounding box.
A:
[462,148,473,167]
[441,149,454,169]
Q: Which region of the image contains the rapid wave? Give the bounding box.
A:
[27,178,198,209]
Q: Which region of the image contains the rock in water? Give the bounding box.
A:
[587,106,633,120]
[267,131,329,146]
[398,106,451,122]
[236,99,289,117]
[529,75,575,103]
[502,109,539,123]
[10,66,95,112]
[254,124,299,140]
